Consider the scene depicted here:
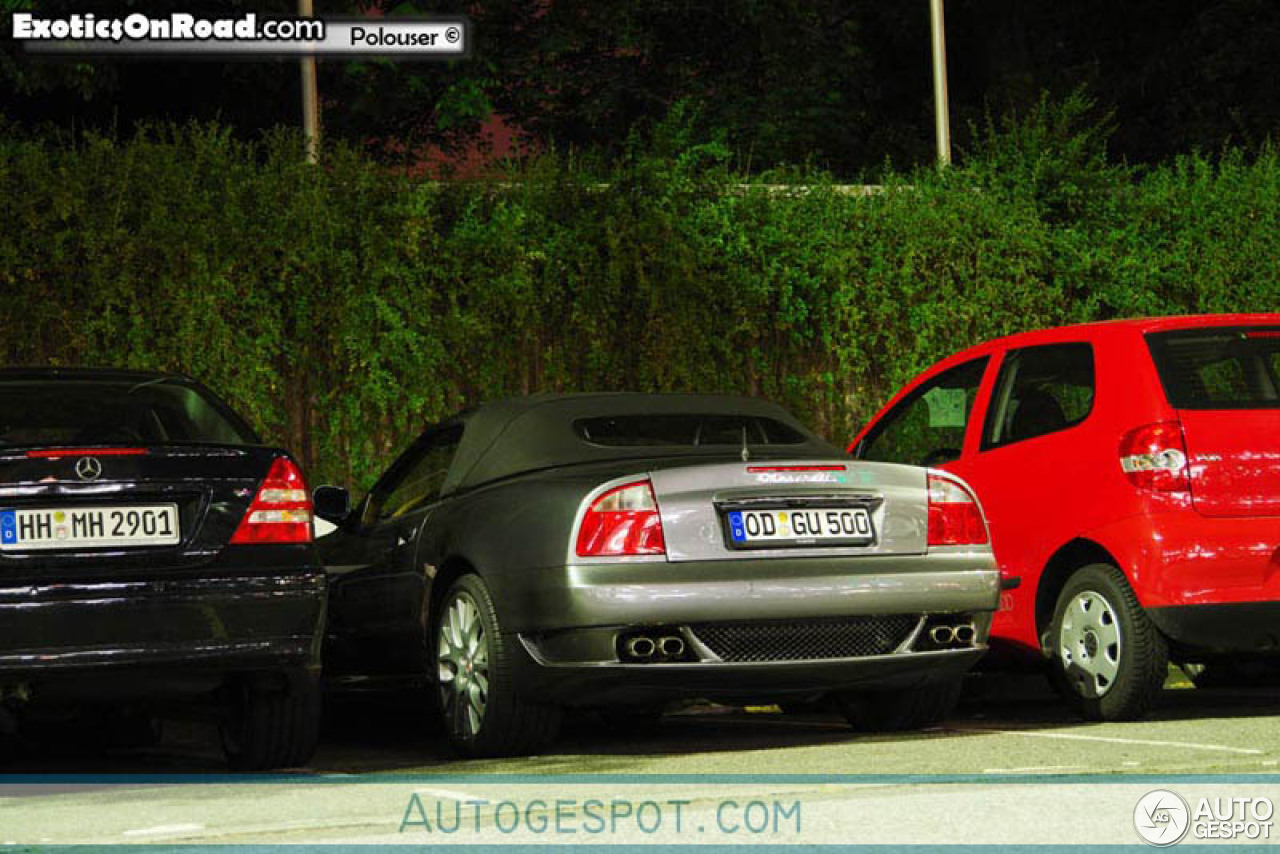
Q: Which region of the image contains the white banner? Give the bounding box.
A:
[3,776,1279,846]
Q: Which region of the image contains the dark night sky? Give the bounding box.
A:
[4,1,1277,173]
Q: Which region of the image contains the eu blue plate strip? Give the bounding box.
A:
[0,509,17,545]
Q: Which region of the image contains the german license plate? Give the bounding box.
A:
[726,507,874,548]
[0,505,180,551]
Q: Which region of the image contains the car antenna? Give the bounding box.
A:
[740,425,750,462]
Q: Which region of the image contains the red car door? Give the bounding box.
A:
[949,340,1102,654]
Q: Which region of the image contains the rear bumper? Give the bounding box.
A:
[493,550,1000,631]
[1147,601,1280,656]
[512,641,987,706]
[492,550,999,706]
[0,568,325,696]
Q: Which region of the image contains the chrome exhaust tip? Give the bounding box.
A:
[954,623,976,644]
[658,636,685,657]
[929,625,955,645]
[625,636,656,659]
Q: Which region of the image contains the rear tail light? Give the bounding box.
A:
[1119,421,1190,493]
[26,447,148,458]
[230,456,314,545]
[576,479,666,557]
[927,473,988,546]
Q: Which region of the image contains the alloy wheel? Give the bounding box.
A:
[437,591,490,737]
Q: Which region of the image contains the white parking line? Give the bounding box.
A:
[983,765,1088,774]
[121,823,206,837]
[951,726,1264,755]
[413,787,482,801]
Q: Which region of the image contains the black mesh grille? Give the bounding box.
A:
[689,615,919,662]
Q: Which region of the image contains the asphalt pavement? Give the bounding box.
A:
[3,674,1279,845]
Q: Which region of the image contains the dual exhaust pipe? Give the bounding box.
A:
[623,633,686,661]
[928,622,977,646]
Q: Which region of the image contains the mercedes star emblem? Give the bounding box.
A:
[75,456,103,481]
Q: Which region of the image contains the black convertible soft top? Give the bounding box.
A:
[441,393,842,495]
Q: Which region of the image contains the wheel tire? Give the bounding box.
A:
[435,574,561,758]
[221,675,321,771]
[1048,563,1168,721]
[836,678,962,731]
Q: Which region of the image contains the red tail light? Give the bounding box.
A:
[230,457,314,545]
[576,479,666,557]
[26,447,148,458]
[927,473,988,546]
[1119,421,1190,493]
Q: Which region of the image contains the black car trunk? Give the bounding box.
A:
[0,444,271,578]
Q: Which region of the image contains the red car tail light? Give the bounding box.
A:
[576,479,666,557]
[26,447,148,458]
[1119,421,1190,493]
[230,456,314,545]
[927,473,988,546]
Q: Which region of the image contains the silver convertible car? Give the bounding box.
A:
[315,394,1000,756]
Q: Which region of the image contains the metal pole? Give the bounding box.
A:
[299,0,320,164]
[929,0,952,166]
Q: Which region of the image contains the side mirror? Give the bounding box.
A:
[313,485,351,525]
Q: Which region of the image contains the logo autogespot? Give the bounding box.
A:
[1135,789,1191,846]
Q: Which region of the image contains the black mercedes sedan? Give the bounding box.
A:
[0,368,324,770]
[316,393,999,758]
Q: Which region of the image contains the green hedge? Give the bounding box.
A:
[1,117,1277,489]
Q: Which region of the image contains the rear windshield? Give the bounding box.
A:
[575,414,809,447]
[1146,328,1280,410]
[0,379,258,448]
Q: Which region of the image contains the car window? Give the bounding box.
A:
[983,343,1095,449]
[575,414,807,447]
[0,379,256,447]
[373,425,464,521]
[857,357,989,466]
[1147,328,1280,409]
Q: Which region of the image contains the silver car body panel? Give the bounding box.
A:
[651,459,929,561]
[504,553,996,634]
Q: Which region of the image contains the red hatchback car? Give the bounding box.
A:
[850,314,1280,721]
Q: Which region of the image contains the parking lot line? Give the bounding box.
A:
[949,726,1265,755]
[981,765,1089,773]
[121,823,206,837]
[412,787,483,801]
